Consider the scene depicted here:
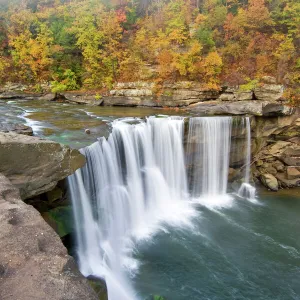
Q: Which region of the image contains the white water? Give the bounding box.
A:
[68,116,255,300]
[237,117,256,201]
[187,117,233,208]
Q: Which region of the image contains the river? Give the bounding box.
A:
[1,99,300,300]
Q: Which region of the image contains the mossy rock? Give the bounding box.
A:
[88,276,108,300]
[42,206,73,237]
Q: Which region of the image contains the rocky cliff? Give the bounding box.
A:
[252,113,300,190]
[0,173,99,300]
[225,111,300,191]
[0,132,85,199]
[0,77,286,108]
[0,131,107,299]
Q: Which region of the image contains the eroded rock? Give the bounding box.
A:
[0,173,99,300]
[254,82,284,101]
[188,101,295,116]
[60,92,104,106]
[0,132,86,199]
[0,123,33,136]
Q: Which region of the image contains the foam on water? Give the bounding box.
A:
[68,116,256,300]
[237,117,256,201]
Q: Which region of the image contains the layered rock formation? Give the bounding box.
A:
[0,132,85,199]
[188,101,295,116]
[0,77,286,108]
[0,173,98,300]
[0,123,33,136]
[250,113,300,190]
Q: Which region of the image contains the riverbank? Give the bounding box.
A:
[0,77,289,108]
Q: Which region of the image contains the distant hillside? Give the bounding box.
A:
[0,0,299,102]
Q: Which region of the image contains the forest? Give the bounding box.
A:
[0,0,299,100]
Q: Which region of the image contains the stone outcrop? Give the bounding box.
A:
[254,77,284,101]
[252,113,300,189]
[0,77,286,108]
[58,92,104,106]
[106,81,220,107]
[187,101,295,117]
[0,173,99,300]
[0,92,56,101]
[0,123,33,136]
[104,79,285,107]
[0,132,86,199]
[219,86,253,101]
[0,82,55,101]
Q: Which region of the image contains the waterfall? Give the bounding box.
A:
[186,117,233,207]
[187,117,232,197]
[237,117,256,200]
[68,116,191,300]
[68,115,255,300]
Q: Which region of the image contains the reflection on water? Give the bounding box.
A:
[0,99,187,148]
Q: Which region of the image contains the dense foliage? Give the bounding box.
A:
[0,0,299,97]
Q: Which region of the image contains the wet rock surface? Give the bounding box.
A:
[0,123,33,135]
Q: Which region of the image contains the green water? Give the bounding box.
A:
[1,99,300,300]
[133,192,300,300]
[0,99,186,148]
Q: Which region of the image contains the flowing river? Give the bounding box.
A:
[1,99,300,300]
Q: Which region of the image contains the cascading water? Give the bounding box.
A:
[187,117,233,207]
[237,117,256,200]
[68,115,256,300]
[68,116,193,300]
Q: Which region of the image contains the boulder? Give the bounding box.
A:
[0,132,86,199]
[286,167,300,180]
[39,93,56,101]
[254,83,284,101]
[260,173,279,191]
[268,141,300,166]
[0,173,99,300]
[275,173,300,188]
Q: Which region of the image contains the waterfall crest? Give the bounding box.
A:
[68,116,256,300]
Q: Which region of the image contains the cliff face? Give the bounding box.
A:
[0,173,99,300]
[0,131,106,300]
[0,77,287,108]
[251,113,300,190]
[0,132,86,199]
[225,112,300,191]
